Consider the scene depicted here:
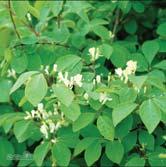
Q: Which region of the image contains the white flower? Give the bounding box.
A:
[7,69,16,78]
[48,121,56,133]
[24,111,32,120]
[57,71,64,81]
[51,138,57,143]
[57,101,61,107]
[84,93,89,100]
[89,47,100,62]
[38,103,44,112]
[41,111,49,119]
[44,66,49,75]
[73,74,83,87]
[115,60,137,83]
[144,86,147,93]
[99,93,112,105]
[115,68,123,78]
[126,60,137,74]
[53,64,58,72]
[109,31,114,38]
[27,13,32,21]
[40,123,49,139]
[57,71,72,87]
[31,110,36,118]
[93,79,96,85]
[55,122,61,130]
[96,75,101,84]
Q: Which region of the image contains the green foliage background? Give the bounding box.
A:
[0,0,165,166]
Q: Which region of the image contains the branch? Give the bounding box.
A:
[8,0,21,40]
[12,41,70,49]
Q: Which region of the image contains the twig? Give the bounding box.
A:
[111,8,120,43]
[12,41,70,49]
[21,20,40,37]
[8,0,21,40]
[57,0,67,28]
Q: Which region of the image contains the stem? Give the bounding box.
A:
[111,8,120,43]
[12,41,70,49]
[8,0,21,40]
[57,0,66,28]
[21,20,40,37]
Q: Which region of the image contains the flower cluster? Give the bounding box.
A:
[24,103,64,139]
[41,64,58,75]
[57,72,83,88]
[115,60,137,83]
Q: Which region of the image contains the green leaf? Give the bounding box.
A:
[52,25,70,43]
[148,146,166,166]
[52,142,71,166]
[132,2,144,13]
[115,115,133,139]
[99,44,113,59]
[157,22,166,36]
[74,137,96,156]
[2,113,25,133]
[93,25,110,40]
[57,127,79,148]
[11,53,28,73]
[56,55,82,75]
[112,103,137,126]
[122,132,137,152]
[139,99,161,133]
[138,130,154,151]
[25,74,48,106]
[124,19,137,34]
[60,101,81,121]
[125,156,145,167]
[142,40,159,65]
[12,1,30,19]
[52,83,74,107]
[10,71,38,94]
[110,44,129,67]
[0,138,14,166]
[27,54,42,71]
[84,140,102,166]
[153,96,166,114]
[72,113,95,132]
[106,141,124,164]
[131,53,148,72]
[129,75,148,90]
[118,87,137,103]
[33,142,50,166]
[153,60,166,70]
[13,120,34,143]
[0,79,12,102]
[97,115,114,141]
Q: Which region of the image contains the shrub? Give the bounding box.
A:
[0,1,165,166]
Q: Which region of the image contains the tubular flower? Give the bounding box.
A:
[73,74,83,87]
[89,47,100,62]
[99,93,112,105]
[115,60,137,83]
[53,64,58,72]
[96,75,101,84]
[57,72,83,88]
[24,103,65,139]
[7,69,16,78]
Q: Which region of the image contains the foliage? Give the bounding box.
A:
[0,0,166,166]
